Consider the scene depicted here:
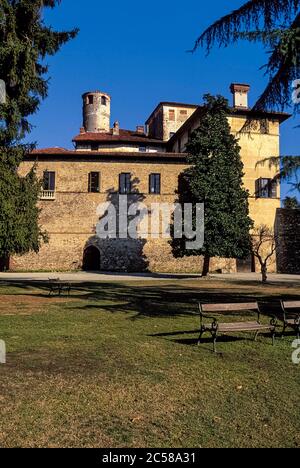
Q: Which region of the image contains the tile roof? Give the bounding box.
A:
[32,147,69,154]
[73,129,165,145]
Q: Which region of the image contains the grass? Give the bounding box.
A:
[0,277,299,448]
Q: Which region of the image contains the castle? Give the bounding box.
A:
[15,84,289,273]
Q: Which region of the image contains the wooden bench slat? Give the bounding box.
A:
[219,322,271,332]
[283,301,300,309]
[201,303,258,312]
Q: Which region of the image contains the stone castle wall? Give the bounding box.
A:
[13,111,282,275]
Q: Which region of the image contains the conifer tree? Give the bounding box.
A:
[0,0,78,269]
[191,1,300,202]
[192,1,300,114]
[172,95,253,276]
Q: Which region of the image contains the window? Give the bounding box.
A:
[119,173,131,194]
[180,110,187,115]
[256,178,277,199]
[149,174,161,194]
[169,109,175,121]
[88,95,94,105]
[88,172,100,193]
[91,143,99,151]
[43,171,56,191]
[101,96,107,106]
[139,146,147,153]
[260,119,269,134]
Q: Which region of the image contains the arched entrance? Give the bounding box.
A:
[83,246,101,271]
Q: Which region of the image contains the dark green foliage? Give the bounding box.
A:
[192,0,300,113]
[283,196,300,208]
[0,1,78,264]
[172,95,253,274]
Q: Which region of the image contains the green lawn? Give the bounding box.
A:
[0,278,299,448]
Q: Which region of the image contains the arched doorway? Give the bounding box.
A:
[83,246,101,271]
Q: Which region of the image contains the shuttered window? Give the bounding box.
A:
[43,171,56,191]
[255,178,277,199]
[88,172,100,193]
[119,173,131,194]
[149,174,161,194]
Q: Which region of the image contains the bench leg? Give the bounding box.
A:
[212,331,218,354]
[197,327,205,346]
[254,331,260,342]
[281,323,287,339]
[272,331,276,346]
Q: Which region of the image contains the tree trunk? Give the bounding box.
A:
[261,264,268,284]
[0,255,9,272]
[202,255,210,277]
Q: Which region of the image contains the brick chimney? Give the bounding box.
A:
[112,121,120,136]
[136,125,145,134]
[230,83,250,109]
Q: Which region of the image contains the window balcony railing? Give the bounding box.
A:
[40,190,56,200]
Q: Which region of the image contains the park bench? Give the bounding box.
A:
[198,302,277,353]
[279,301,300,338]
[48,278,71,297]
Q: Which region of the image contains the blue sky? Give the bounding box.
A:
[30,0,299,200]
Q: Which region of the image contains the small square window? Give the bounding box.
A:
[256,178,277,199]
[260,119,269,134]
[139,146,147,153]
[91,143,99,151]
[169,110,175,121]
[88,95,94,105]
[101,96,107,106]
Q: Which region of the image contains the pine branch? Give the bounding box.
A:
[191,0,300,53]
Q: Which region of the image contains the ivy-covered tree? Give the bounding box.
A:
[0,0,78,269]
[172,95,253,276]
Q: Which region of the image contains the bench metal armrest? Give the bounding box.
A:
[199,304,219,329]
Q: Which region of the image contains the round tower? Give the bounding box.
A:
[82,91,111,133]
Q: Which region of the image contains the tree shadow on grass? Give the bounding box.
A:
[0,280,299,320]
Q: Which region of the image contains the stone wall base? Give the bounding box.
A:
[10,234,238,274]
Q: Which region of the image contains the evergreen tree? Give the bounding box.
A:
[172,95,253,276]
[0,0,78,269]
[283,196,300,208]
[191,0,300,113]
[191,1,300,204]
